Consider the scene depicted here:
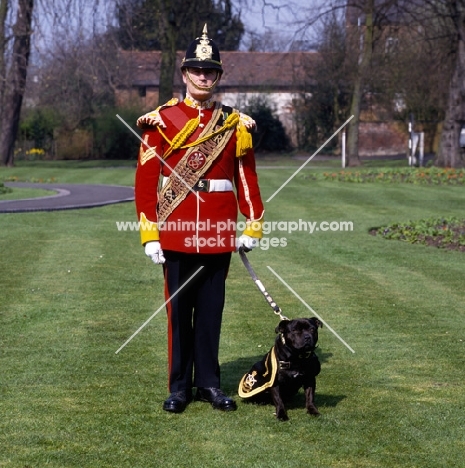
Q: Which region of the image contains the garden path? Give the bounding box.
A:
[0,182,134,213]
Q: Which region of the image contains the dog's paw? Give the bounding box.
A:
[275,409,289,421]
[306,405,320,416]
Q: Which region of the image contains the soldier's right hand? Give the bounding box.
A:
[144,241,166,264]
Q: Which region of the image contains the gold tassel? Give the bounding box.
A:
[236,123,253,157]
[171,117,200,150]
[161,117,200,158]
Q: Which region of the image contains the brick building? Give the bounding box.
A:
[116,48,408,156]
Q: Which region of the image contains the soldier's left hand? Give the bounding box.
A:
[237,235,259,252]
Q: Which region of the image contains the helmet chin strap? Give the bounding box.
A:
[185,70,220,92]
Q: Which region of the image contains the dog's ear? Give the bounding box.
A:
[275,319,290,334]
[308,317,323,328]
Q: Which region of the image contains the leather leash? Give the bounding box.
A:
[238,247,289,322]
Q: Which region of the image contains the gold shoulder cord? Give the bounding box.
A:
[158,112,239,159]
[158,117,200,159]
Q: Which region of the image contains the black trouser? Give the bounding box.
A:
[163,251,232,393]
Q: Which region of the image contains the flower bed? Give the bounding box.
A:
[370,217,465,252]
[1,175,57,183]
[321,168,465,185]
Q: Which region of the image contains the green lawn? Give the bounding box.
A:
[1,158,464,467]
[0,187,57,200]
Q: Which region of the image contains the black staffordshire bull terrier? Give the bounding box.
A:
[239,317,322,421]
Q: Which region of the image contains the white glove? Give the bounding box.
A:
[144,241,165,264]
[237,235,259,252]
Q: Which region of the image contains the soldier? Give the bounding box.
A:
[135,24,264,414]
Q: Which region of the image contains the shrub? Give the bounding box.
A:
[241,97,291,153]
[92,108,141,159]
[0,182,13,195]
[19,108,59,152]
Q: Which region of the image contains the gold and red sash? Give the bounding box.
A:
[157,103,236,224]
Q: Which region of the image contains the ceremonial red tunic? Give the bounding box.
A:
[135,99,264,254]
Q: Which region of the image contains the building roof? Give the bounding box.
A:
[118,50,318,92]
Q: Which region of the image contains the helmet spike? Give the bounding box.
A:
[202,23,208,37]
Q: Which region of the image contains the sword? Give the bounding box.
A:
[238,247,288,321]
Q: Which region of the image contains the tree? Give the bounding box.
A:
[299,0,465,167]
[114,0,244,105]
[271,0,380,164]
[343,0,420,165]
[0,0,9,109]
[344,0,375,165]
[116,0,243,51]
[423,0,465,168]
[373,9,450,156]
[295,12,351,151]
[0,0,34,166]
[37,35,120,134]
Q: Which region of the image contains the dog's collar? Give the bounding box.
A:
[279,350,314,370]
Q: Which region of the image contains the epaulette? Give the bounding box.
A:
[239,112,256,131]
[136,98,179,129]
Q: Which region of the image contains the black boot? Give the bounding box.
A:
[195,387,237,411]
[163,390,192,413]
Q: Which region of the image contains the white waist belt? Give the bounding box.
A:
[162,177,233,192]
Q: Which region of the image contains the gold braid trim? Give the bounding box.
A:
[158,112,240,159]
[157,104,236,225]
